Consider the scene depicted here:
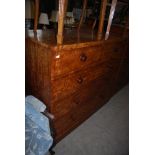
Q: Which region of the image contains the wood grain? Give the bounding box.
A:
[25,38,53,110]
[51,62,114,102]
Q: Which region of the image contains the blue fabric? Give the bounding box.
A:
[25,96,53,155]
[25,95,46,112]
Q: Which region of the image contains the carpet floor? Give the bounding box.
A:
[53,85,129,155]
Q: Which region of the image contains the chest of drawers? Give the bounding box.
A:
[26,34,128,142]
[26,0,129,142]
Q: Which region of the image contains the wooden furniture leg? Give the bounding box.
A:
[97,0,107,40]
[34,0,39,33]
[57,0,68,45]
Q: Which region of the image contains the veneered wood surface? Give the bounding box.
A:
[25,38,53,110]
[52,74,113,118]
[53,94,106,142]
[51,61,114,102]
[51,45,104,78]
[54,88,106,141]
[51,39,123,79]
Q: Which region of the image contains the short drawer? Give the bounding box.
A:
[51,62,113,102]
[51,46,105,78]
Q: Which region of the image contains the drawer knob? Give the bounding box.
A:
[77,77,83,84]
[80,54,87,62]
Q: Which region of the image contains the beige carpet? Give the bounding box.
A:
[53,85,129,155]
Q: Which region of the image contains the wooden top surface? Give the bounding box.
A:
[26,26,124,49]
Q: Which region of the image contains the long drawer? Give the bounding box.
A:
[51,45,104,78]
[53,95,105,142]
[51,41,124,79]
[51,62,113,102]
[52,75,111,119]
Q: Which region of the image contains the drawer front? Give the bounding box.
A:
[53,95,104,141]
[51,62,113,102]
[52,59,123,141]
[51,46,105,78]
[52,76,111,119]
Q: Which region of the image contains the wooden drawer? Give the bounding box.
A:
[51,62,113,102]
[53,95,104,141]
[51,45,105,78]
[52,76,111,119]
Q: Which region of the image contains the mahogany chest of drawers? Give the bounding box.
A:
[26,32,129,142]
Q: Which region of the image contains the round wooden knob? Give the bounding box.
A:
[80,53,87,62]
[77,77,83,84]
